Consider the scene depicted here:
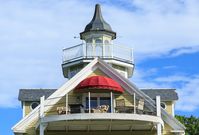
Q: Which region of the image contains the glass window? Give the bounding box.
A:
[85,97,111,112]
[86,44,93,57]
[95,44,103,57]
[104,40,110,45]
[30,102,39,110]
[161,102,167,109]
[86,97,97,109]
[86,97,111,112]
[95,39,102,43]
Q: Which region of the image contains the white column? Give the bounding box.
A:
[156,96,162,135]
[133,93,136,114]
[65,94,68,114]
[40,123,48,135]
[40,96,45,118]
[88,92,91,113]
[40,124,44,135]
[110,91,113,113]
[111,44,114,58]
[40,96,45,135]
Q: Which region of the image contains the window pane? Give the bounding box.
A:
[86,97,97,109]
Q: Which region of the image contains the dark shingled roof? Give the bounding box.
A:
[18,88,178,102]
[80,4,116,39]
[141,88,178,101]
[18,89,56,101]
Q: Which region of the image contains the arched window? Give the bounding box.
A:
[30,102,39,110]
[104,40,110,45]
[87,38,92,43]
[95,39,103,57]
[86,43,93,57]
[104,40,111,57]
[95,43,103,57]
[95,39,102,44]
[161,102,167,109]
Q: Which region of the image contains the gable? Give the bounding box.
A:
[12,58,185,133]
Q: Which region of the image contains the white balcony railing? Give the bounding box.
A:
[63,43,133,64]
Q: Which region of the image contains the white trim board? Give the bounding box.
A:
[41,113,164,126]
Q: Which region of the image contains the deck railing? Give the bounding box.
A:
[63,43,133,64]
[41,94,156,117]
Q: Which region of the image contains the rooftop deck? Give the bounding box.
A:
[62,43,133,64]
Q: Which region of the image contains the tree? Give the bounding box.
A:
[176,115,199,135]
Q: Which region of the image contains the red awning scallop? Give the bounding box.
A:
[75,76,124,93]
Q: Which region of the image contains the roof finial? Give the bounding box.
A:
[80,4,116,40]
[92,4,104,22]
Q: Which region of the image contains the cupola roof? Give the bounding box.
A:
[80,4,116,39]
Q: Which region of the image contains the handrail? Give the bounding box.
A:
[62,43,133,64]
[63,43,83,51]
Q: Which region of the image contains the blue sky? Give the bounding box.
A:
[1,0,199,134]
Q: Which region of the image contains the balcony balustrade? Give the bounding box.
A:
[41,94,156,117]
[63,43,133,64]
[38,95,163,133]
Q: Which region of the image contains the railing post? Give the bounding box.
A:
[88,92,91,113]
[40,124,44,135]
[131,48,133,63]
[133,93,136,114]
[40,96,45,135]
[156,96,162,135]
[40,96,45,118]
[111,44,114,58]
[65,94,68,114]
[110,91,113,113]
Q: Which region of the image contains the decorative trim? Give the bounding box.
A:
[12,58,99,133]
[41,113,164,126]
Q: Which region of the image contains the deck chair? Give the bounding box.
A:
[99,105,109,113]
[57,107,67,115]
[115,99,126,113]
[137,98,144,114]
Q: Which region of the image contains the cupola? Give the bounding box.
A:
[80,4,116,41]
[62,4,134,79]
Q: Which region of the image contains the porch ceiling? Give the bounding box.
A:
[46,120,154,131]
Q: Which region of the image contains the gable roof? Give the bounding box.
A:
[18,88,178,102]
[141,89,178,101]
[12,58,185,133]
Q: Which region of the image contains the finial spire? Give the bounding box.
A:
[92,4,104,23]
[80,4,116,40]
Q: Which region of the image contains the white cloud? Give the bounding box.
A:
[154,75,190,83]
[0,0,199,109]
[175,75,199,112]
[169,46,199,57]
[132,68,199,112]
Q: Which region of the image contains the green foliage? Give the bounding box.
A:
[176,115,199,135]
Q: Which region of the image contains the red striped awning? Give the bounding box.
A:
[75,76,124,93]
